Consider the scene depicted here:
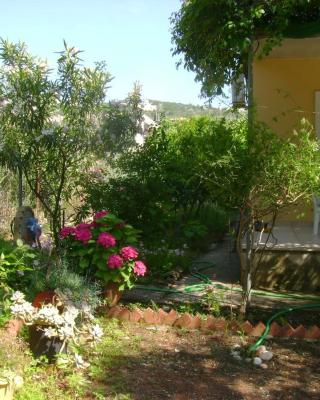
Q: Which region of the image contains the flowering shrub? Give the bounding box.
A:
[60,211,147,289]
[10,291,103,356]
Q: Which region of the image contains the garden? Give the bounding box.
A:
[2,2,320,399]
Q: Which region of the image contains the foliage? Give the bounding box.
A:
[10,290,103,359]
[81,117,231,248]
[0,39,111,244]
[0,238,35,289]
[171,0,320,98]
[145,99,228,119]
[60,210,146,289]
[99,81,144,154]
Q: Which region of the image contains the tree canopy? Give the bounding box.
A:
[171,0,320,99]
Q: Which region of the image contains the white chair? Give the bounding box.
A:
[313,195,320,235]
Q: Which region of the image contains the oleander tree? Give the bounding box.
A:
[0,39,111,245]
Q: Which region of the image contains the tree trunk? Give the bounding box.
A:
[18,163,23,207]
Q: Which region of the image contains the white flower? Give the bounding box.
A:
[41,128,54,136]
[43,327,57,338]
[58,324,74,340]
[89,324,103,341]
[11,291,25,303]
[74,353,90,369]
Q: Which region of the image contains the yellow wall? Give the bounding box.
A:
[253,57,320,221]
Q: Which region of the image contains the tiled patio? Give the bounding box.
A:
[249,221,320,251]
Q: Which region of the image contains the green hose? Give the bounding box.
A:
[249,303,320,353]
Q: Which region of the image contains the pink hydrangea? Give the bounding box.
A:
[107,254,124,269]
[97,232,116,248]
[133,261,147,276]
[120,246,139,261]
[59,226,75,239]
[75,228,92,244]
[76,223,93,230]
[94,210,109,221]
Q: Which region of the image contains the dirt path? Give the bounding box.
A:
[95,321,320,400]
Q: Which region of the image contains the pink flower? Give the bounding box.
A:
[76,223,93,230]
[133,261,147,276]
[94,210,109,221]
[59,226,75,239]
[75,228,92,244]
[120,246,138,261]
[97,232,116,248]
[108,254,124,269]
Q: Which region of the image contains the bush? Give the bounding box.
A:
[81,117,233,249]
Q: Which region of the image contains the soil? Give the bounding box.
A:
[95,322,320,400]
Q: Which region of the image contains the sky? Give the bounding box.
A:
[0,0,228,107]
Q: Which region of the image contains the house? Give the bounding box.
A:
[247,36,320,292]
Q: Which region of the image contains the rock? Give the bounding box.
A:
[253,357,262,366]
[232,344,241,351]
[233,354,242,361]
[260,351,273,361]
[256,345,266,356]
[245,357,252,363]
[260,363,268,369]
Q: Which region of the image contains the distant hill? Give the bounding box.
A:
[144,99,229,120]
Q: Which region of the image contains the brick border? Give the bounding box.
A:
[5,306,320,340]
[105,305,320,340]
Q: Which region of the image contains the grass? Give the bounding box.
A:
[2,319,138,400]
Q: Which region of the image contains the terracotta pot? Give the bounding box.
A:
[32,291,57,308]
[103,282,123,307]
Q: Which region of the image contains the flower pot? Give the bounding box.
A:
[32,291,57,308]
[103,282,123,307]
[0,379,14,400]
[28,326,67,363]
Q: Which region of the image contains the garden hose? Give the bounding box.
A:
[249,303,320,353]
[135,260,320,302]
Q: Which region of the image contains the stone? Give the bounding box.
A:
[253,357,262,366]
[260,351,273,361]
[256,345,266,356]
[260,363,268,369]
[157,309,168,324]
[245,357,252,363]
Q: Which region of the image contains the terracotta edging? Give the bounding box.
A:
[106,306,320,340]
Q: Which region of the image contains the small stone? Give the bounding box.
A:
[233,354,242,361]
[253,357,262,366]
[232,344,241,350]
[174,348,180,353]
[245,357,252,363]
[260,363,268,369]
[260,351,273,361]
[256,345,266,356]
